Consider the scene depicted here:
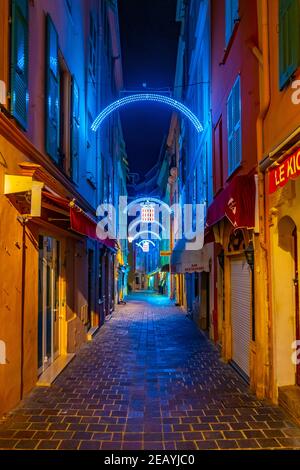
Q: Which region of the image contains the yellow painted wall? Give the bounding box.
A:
[269,179,300,392]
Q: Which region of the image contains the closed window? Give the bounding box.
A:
[10,0,29,129]
[225,0,239,46]
[45,15,59,162]
[58,55,72,174]
[70,76,80,183]
[279,0,300,90]
[89,13,97,86]
[213,117,223,194]
[86,111,96,186]
[227,76,241,176]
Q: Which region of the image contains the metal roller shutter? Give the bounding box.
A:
[230,257,251,377]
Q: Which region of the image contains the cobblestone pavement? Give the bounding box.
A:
[1,291,300,450]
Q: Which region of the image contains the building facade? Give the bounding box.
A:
[170,0,270,400]
[0,0,126,416]
[169,0,213,326]
[257,0,300,418]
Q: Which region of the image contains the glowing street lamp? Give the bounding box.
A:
[141,202,155,223]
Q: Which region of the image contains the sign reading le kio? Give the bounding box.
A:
[269,147,300,193]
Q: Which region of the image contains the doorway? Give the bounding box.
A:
[87,249,94,330]
[38,236,60,374]
[200,272,210,332]
[293,228,300,386]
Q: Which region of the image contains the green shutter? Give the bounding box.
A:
[279,0,300,90]
[71,76,80,183]
[45,15,59,162]
[11,0,29,129]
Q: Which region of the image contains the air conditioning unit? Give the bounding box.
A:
[0,80,6,106]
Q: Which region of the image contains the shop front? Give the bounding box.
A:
[263,145,300,418]
[171,237,213,331]
[0,159,117,414]
[207,174,257,381]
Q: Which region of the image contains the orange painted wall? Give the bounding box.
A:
[262,0,300,155]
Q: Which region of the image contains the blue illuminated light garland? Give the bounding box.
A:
[91,94,203,133]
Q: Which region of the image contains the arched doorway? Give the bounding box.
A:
[276,216,300,386]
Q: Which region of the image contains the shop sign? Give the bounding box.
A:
[269,148,300,193]
[160,250,172,256]
[182,262,210,273]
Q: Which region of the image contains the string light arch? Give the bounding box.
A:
[91,94,203,133]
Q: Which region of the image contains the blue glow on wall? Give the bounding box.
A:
[91,94,203,133]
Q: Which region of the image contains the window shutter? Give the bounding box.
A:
[213,118,223,194]
[227,76,241,175]
[45,15,59,162]
[225,0,239,46]
[279,0,300,90]
[71,76,80,183]
[225,0,232,46]
[10,0,29,129]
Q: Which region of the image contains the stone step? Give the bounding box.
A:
[279,385,300,424]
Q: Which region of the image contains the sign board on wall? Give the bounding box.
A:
[160,251,172,256]
[269,148,300,193]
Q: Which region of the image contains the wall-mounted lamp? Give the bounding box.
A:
[244,241,254,270]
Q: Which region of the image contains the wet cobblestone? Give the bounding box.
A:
[0,292,300,450]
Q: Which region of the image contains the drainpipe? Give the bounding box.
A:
[253,0,271,399]
[17,215,29,400]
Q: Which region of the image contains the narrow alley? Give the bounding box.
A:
[0,292,300,451]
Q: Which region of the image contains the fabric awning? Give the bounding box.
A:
[171,238,210,274]
[42,191,118,251]
[206,174,256,229]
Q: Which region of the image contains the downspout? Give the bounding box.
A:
[18,216,29,400]
[253,0,272,399]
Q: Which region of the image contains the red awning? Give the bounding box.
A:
[70,206,118,251]
[42,191,70,210]
[206,174,256,229]
[42,191,118,251]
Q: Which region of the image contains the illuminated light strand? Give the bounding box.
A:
[129,219,166,232]
[91,94,203,133]
[124,197,172,215]
[131,230,162,241]
[136,240,156,249]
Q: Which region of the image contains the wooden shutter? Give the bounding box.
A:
[279,0,300,90]
[225,0,239,46]
[11,0,29,129]
[227,76,241,175]
[71,76,79,183]
[45,15,59,162]
[213,117,223,194]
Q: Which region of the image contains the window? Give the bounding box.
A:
[89,13,97,86]
[213,117,223,194]
[10,0,29,129]
[86,111,96,186]
[279,0,300,90]
[45,15,59,162]
[58,56,72,174]
[225,0,239,46]
[70,76,80,183]
[227,76,241,176]
[65,0,72,14]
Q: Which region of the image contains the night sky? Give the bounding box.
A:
[118,0,180,179]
